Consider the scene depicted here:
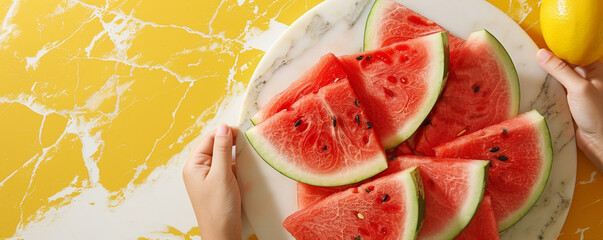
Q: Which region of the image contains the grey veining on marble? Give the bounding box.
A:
[236,0,576,239]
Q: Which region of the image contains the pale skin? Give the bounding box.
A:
[182,51,603,239]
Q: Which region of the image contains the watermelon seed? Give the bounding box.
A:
[354,98,360,107]
[323,145,327,151]
[365,55,372,61]
[423,119,431,127]
[489,162,493,167]
[367,122,373,129]
[354,236,361,240]
[294,119,302,127]
[490,147,500,152]
[473,86,480,93]
[365,189,371,193]
[332,117,337,127]
[498,156,509,161]
[429,179,435,186]
[388,155,397,161]
[357,212,365,219]
[502,128,508,135]
[382,194,389,202]
[356,55,363,60]
[457,129,467,136]
[355,114,360,125]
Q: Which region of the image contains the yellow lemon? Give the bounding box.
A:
[540,0,603,65]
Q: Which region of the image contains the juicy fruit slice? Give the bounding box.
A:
[284,167,425,240]
[435,110,553,231]
[395,156,488,240]
[245,79,387,186]
[414,29,520,155]
[363,0,465,57]
[455,195,500,240]
[250,53,347,124]
[340,32,449,149]
[298,156,488,240]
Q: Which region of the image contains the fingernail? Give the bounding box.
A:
[538,49,552,63]
[216,125,229,136]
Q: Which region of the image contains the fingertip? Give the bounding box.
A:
[216,124,230,136]
[537,49,553,64]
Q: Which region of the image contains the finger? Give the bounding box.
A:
[537,49,588,92]
[210,124,234,176]
[191,126,238,157]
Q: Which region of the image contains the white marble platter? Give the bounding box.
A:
[235,0,577,239]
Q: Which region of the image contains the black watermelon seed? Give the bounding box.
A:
[367,122,373,129]
[356,55,364,60]
[429,179,435,186]
[498,156,509,161]
[355,114,360,125]
[323,145,327,151]
[354,236,361,240]
[502,128,508,135]
[365,189,371,193]
[365,55,372,61]
[332,117,337,127]
[423,119,432,127]
[490,147,500,152]
[473,86,480,93]
[294,119,302,127]
[388,155,397,161]
[489,162,493,167]
[354,98,360,107]
[382,194,389,202]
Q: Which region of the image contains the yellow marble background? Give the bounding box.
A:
[0,0,600,239]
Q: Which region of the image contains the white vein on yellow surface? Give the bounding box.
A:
[579,171,597,185]
[574,227,590,240]
[0,0,20,48]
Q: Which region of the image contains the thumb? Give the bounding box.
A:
[537,49,587,93]
[209,124,234,177]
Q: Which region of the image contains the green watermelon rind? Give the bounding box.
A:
[468,29,521,119]
[380,32,449,150]
[398,166,425,240]
[244,126,389,187]
[431,160,489,240]
[497,110,553,231]
[363,0,390,51]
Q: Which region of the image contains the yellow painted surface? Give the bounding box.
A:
[0,0,599,239]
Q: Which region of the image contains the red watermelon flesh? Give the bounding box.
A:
[455,195,500,240]
[364,0,464,59]
[284,167,425,240]
[245,79,388,186]
[340,32,449,149]
[250,53,347,124]
[413,30,520,156]
[364,0,520,156]
[298,156,488,240]
[435,110,553,231]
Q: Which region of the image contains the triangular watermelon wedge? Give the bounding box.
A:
[339,32,449,149]
[284,167,425,240]
[297,156,489,239]
[435,110,553,231]
[245,79,388,186]
[455,195,500,240]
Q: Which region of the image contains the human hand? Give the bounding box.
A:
[537,49,603,173]
[183,125,242,240]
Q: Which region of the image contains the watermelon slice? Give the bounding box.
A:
[284,167,425,240]
[250,53,347,124]
[363,0,465,57]
[363,0,520,155]
[454,195,500,240]
[435,110,553,231]
[245,79,387,186]
[339,32,449,149]
[413,29,520,155]
[297,156,489,240]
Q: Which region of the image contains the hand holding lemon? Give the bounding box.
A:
[541,0,603,65]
